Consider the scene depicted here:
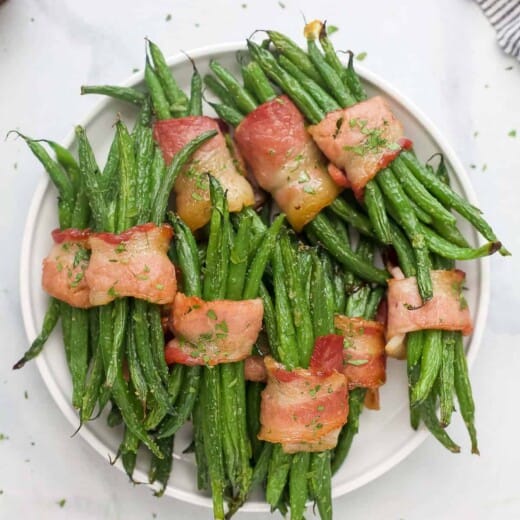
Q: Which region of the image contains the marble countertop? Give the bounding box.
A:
[1,0,518,518]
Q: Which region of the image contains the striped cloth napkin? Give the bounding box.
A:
[476,0,520,59]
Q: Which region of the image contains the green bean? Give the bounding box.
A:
[188,69,203,116]
[204,74,241,110]
[247,40,325,124]
[259,283,280,360]
[309,451,332,520]
[242,214,285,299]
[120,426,140,481]
[246,382,264,463]
[328,197,374,238]
[148,304,169,386]
[289,452,310,520]
[305,213,389,284]
[106,402,123,428]
[280,232,314,366]
[80,85,146,105]
[420,222,501,260]
[364,286,385,320]
[332,264,347,314]
[331,388,366,474]
[318,24,346,81]
[249,442,273,491]
[401,150,509,255]
[15,133,75,225]
[310,251,335,337]
[69,308,89,409]
[278,54,340,114]
[76,126,107,230]
[439,331,456,426]
[411,330,443,405]
[419,390,460,453]
[267,30,326,87]
[391,157,456,227]
[125,327,148,403]
[272,243,299,369]
[364,181,392,244]
[345,51,368,102]
[13,298,61,369]
[147,39,189,114]
[266,445,292,509]
[192,400,209,490]
[226,212,252,300]
[376,168,432,301]
[453,334,479,454]
[132,300,169,429]
[35,138,80,189]
[208,102,245,127]
[158,367,201,438]
[209,59,258,114]
[429,218,470,249]
[80,324,105,422]
[149,435,174,497]
[307,38,356,108]
[242,61,277,104]
[145,59,172,120]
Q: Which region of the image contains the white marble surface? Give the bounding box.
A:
[0,0,519,519]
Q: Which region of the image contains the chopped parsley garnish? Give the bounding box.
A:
[355,51,367,61]
[115,243,126,254]
[298,172,310,184]
[57,499,66,508]
[70,272,84,288]
[191,192,203,201]
[327,25,339,35]
[156,284,164,290]
[347,359,369,366]
[206,309,217,321]
[344,119,389,157]
[216,320,228,333]
[165,13,172,21]
[107,286,118,298]
[508,129,516,138]
[303,185,316,194]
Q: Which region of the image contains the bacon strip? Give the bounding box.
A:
[258,356,348,453]
[334,315,386,391]
[153,116,255,231]
[164,293,264,366]
[308,96,407,198]
[386,269,473,342]
[42,228,91,308]
[234,95,341,231]
[86,223,176,306]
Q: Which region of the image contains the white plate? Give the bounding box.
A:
[19,42,489,512]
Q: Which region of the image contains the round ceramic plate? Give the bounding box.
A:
[20,42,489,512]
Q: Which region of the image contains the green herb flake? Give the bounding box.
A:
[24,390,28,399]
[107,286,118,298]
[317,405,325,412]
[57,499,66,508]
[70,272,84,288]
[387,142,401,151]
[241,3,247,7]
[191,192,203,201]
[165,13,172,21]
[347,359,369,366]
[327,25,339,35]
[469,164,476,169]
[473,131,479,138]
[156,283,164,290]
[508,129,516,138]
[115,243,126,254]
[303,185,316,194]
[216,320,228,333]
[278,1,286,8]
[309,384,321,397]
[206,309,217,321]
[482,163,487,172]
[0,433,9,441]
[268,148,276,155]
[298,172,310,184]
[355,52,367,61]
[13,162,17,170]
[505,66,513,71]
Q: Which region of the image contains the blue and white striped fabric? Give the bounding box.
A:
[476,0,520,59]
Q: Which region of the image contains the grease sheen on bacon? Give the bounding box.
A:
[85,223,176,306]
[42,228,91,308]
[386,269,473,341]
[153,116,255,231]
[334,315,386,391]
[234,95,341,231]
[258,356,348,453]
[308,96,405,198]
[164,292,264,366]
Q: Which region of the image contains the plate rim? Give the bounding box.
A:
[19,41,490,512]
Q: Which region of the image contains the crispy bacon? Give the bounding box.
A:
[334,315,386,391]
[308,96,406,198]
[42,228,91,308]
[86,223,176,306]
[234,95,341,231]
[386,269,473,342]
[164,293,264,366]
[153,116,255,231]
[258,356,348,453]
